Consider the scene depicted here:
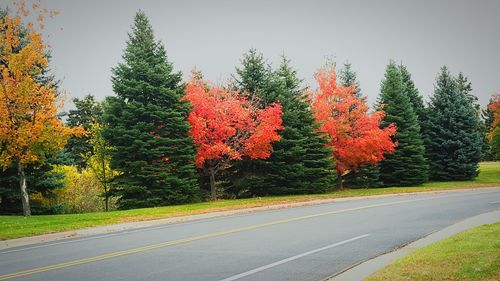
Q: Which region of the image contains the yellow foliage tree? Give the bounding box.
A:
[34,165,116,213]
[85,122,120,212]
[0,10,82,216]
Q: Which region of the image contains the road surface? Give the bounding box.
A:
[1,188,499,281]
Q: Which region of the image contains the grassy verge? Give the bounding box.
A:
[366,223,500,281]
[0,162,499,240]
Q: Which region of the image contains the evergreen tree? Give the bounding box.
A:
[228,51,336,196]
[246,56,336,195]
[103,11,199,209]
[399,64,425,123]
[233,49,272,96]
[481,100,495,160]
[64,94,103,170]
[491,127,500,159]
[0,157,65,214]
[338,63,382,188]
[339,62,362,98]
[457,73,479,111]
[454,73,494,162]
[378,62,428,186]
[224,49,272,196]
[423,67,482,180]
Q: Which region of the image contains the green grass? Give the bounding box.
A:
[1,162,499,240]
[366,222,500,281]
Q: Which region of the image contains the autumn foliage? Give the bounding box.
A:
[488,94,500,159]
[0,6,82,215]
[310,68,396,176]
[489,94,500,132]
[0,8,80,168]
[183,73,283,198]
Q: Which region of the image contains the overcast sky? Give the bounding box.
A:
[3,0,500,108]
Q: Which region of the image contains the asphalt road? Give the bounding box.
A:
[1,188,499,281]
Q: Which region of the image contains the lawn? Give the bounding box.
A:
[0,162,499,240]
[366,222,500,281]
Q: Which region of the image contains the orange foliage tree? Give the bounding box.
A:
[489,94,500,132]
[310,67,396,188]
[183,73,283,199]
[0,6,82,216]
[489,94,500,158]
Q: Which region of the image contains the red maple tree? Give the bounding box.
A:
[183,73,283,199]
[310,67,396,187]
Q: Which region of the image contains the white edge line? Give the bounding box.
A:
[218,234,370,281]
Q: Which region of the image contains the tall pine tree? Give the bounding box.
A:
[339,63,382,188]
[378,62,428,186]
[103,11,199,209]
[423,67,482,180]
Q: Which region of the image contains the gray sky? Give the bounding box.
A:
[3,0,500,107]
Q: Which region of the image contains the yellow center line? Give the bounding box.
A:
[0,196,439,280]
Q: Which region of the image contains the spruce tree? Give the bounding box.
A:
[423,67,482,180]
[481,100,495,160]
[457,73,479,111]
[228,51,336,196]
[455,73,493,161]
[378,62,428,186]
[491,127,500,159]
[0,159,65,214]
[247,56,336,195]
[64,95,103,170]
[339,63,382,188]
[233,49,272,96]
[103,11,199,209]
[399,64,425,124]
[224,49,272,196]
[339,63,362,98]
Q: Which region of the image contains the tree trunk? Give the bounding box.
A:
[338,174,344,190]
[104,184,109,212]
[209,168,216,200]
[18,163,31,216]
[102,159,108,212]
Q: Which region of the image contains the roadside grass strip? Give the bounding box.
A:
[366,222,500,281]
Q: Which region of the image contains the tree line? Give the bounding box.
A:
[1,10,498,215]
